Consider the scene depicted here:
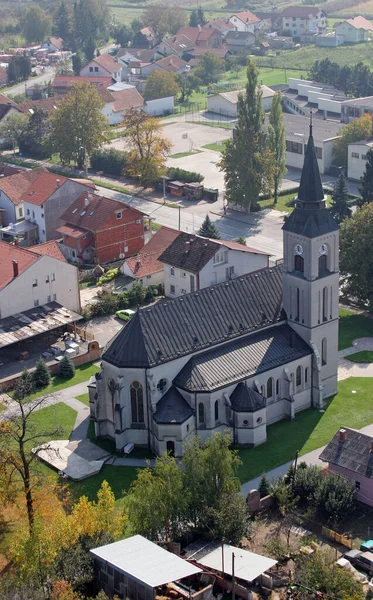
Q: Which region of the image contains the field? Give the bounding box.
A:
[339,308,373,350]
[331,0,373,16]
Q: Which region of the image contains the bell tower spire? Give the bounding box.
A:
[281,112,339,407]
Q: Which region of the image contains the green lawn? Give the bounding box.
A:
[15,363,99,402]
[338,308,373,350]
[29,402,77,446]
[238,377,373,482]
[76,393,90,406]
[345,350,373,363]
[259,192,297,214]
[67,464,140,506]
[92,179,132,195]
[170,150,202,159]
[203,140,229,152]
[257,42,373,70]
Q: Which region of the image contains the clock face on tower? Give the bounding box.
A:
[319,244,327,255]
[295,244,304,255]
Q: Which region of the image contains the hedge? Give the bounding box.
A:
[167,167,204,183]
[90,148,127,177]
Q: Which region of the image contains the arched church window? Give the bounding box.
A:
[294,255,304,273]
[322,287,328,322]
[130,381,144,423]
[267,377,273,398]
[214,400,219,422]
[322,338,327,366]
[198,402,205,424]
[319,254,327,275]
[296,366,302,387]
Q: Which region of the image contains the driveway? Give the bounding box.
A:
[83,314,124,348]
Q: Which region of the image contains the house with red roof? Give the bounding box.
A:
[57,191,148,264]
[0,66,8,87]
[51,75,113,96]
[21,171,95,244]
[0,166,47,225]
[80,54,123,82]
[0,240,80,319]
[280,6,326,38]
[335,16,373,43]
[229,11,260,33]
[0,93,22,136]
[120,226,180,286]
[159,231,271,298]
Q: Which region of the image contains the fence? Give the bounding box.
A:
[321,526,353,549]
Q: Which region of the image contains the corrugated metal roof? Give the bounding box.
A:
[90,535,202,588]
[319,427,373,478]
[174,324,311,392]
[102,265,285,368]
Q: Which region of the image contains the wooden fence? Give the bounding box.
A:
[321,526,352,549]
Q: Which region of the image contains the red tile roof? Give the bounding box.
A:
[141,226,180,254]
[0,163,21,177]
[232,10,260,24]
[61,191,146,232]
[31,241,67,262]
[345,16,373,31]
[0,167,48,206]
[19,96,62,114]
[162,34,195,52]
[56,224,86,239]
[155,56,187,72]
[52,75,113,88]
[178,27,202,44]
[0,242,38,289]
[92,54,120,74]
[21,172,94,206]
[111,88,144,112]
[47,37,64,50]
[281,6,321,18]
[221,239,270,254]
[0,93,18,109]
[196,27,222,41]
[125,250,164,278]
[204,18,233,33]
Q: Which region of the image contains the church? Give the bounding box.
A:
[88,122,339,456]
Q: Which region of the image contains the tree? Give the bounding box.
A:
[32,358,51,390]
[358,148,373,206]
[189,9,199,27]
[258,473,270,498]
[73,0,110,54]
[113,24,133,47]
[21,6,52,44]
[332,113,372,168]
[234,236,247,245]
[19,109,51,158]
[198,214,220,239]
[209,490,250,545]
[194,52,225,85]
[218,58,274,212]
[13,370,34,401]
[143,70,180,102]
[175,73,201,103]
[54,1,72,42]
[72,51,84,76]
[122,109,172,185]
[197,7,206,25]
[131,18,143,34]
[49,81,109,168]
[268,91,287,204]
[0,395,61,532]
[8,56,32,83]
[0,112,30,154]
[340,203,373,309]
[314,471,355,525]
[330,171,351,222]
[143,2,187,39]
[58,355,76,379]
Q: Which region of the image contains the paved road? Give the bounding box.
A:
[4,67,55,98]
[96,185,285,259]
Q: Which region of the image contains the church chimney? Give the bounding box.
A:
[339,428,346,442]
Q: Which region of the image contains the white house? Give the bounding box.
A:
[0,166,47,225]
[347,139,373,181]
[159,232,270,298]
[80,54,122,82]
[0,93,23,142]
[0,240,80,318]
[41,37,64,53]
[335,16,373,44]
[207,85,275,117]
[100,87,145,125]
[229,11,260,33]
[281,6,326,38]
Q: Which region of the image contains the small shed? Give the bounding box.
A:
[168,181,185,197]
[184,182,204,201]
[91,535,203,600]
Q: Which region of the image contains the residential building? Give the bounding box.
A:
[0,166,47,225]
[89,122,339,457]
[0,240,80,318]
[225,30,256,53]
[178,26,223,48]
[281,6,326,38]
[101,87,145,125]
[335,16,373,43]
[319,427,373,507]
[341,96,373,123]
[347,139,373,180]
[80,54,122,82]
[58,191,147,264]
[91,535,202,600]
[120,226,180,287]
[145,96,175,116]
[51,75,113,95]
[207,85,275,117]
[22,172,95,243]
[315,32,344,47]
[0,163,20,177]
[154,55,188,74]
[229,11,260,33]
[0,66,8,86]
[133,26,157,48]
[41,37,64,53]
[203,18,235,37]
[158,34,195,58]
[160,232,270,298]
[0,93,22,132]
[19,96,62,115]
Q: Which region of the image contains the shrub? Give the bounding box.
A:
[90,148,127,176]
[258,473,270,498]
[167,167,204,183]
[58,355,76,380]
[128,283,146,306]
[314,471,355,525]
[32,357,51,390]
[97,268,119,285]
[117,291,129,309]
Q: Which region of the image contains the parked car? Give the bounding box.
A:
[361,540,373,553]
[344,549,373,575]
[115,309,135,322]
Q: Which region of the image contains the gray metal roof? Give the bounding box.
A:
[297,124,324,204]
[159,232,219,273]
[230,383,266,412]
[90,535,202,588]
[102,265,285,368]
[282,205,339,238]
[174,324,311,392]
[153,386,194,424]
[319,427,373,479]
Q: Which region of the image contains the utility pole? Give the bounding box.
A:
[232,553,235,600]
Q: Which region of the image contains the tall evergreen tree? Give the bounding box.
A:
[218,58,274,212]
[58,354,76,379]
[330,172,351,222]
[358,148,373,207]
[197,7,206,25]
[32,357,51,390]
[268,92,287,205]
[198,214,220,239]
[54,1,71,42]
[189,9,198,27]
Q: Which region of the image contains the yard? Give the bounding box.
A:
[345,350,373,363]
[338,308,373,350]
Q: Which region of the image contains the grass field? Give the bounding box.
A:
[170,150,202,159]
[259,42,373,70]
[14,363,99,402]
[332,1,373,16]
[237,376,373,482]
[76,393,90,406]
[67,464,139,506]
[338,308,373,350]
[345,350,373,363]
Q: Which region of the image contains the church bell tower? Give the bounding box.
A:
[282,116,339,406]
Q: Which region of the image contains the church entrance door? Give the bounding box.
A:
[166,440,175,456]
